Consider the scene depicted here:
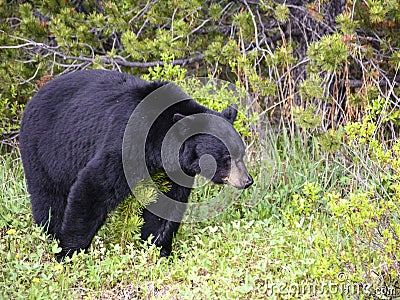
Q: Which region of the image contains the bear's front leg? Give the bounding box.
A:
[57,156,128,261]
[141,209,181,257]
[141,180,192,257]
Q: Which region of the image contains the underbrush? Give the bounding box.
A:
[1,129,399,299]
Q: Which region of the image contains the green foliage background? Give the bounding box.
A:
[0,0,399,299]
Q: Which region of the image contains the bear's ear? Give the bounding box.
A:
[173,113,196,136]
[173,113,196,123]
[173,113,186,123]
[221,104,238,124]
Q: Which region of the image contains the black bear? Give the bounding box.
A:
[19,70,253,261]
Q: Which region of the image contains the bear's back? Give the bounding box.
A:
[20,70,166,187]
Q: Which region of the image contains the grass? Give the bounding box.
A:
[1,131,399,299]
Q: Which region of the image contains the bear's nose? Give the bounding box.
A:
[243,175,253,189]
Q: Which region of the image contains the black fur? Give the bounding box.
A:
[19,70,247,261]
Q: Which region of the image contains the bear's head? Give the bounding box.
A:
[172,104,253,190]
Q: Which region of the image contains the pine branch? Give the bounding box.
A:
[64,53,204,68]
[0,31,204,68]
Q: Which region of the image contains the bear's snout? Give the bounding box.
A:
[223,159,253,190]
[243,175,253,189]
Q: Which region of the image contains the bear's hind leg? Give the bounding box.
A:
[57,156,128,261]
[21,147,69,237]
[28,185,67,237]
